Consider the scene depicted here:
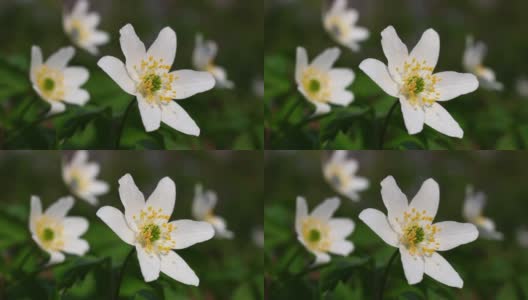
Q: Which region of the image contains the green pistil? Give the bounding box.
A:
[43,228,54,241]
[43,78,55,91]
[144,74,162,93]
[144,224,161,242]
[407,225,425,244]
[408,76,425,94]
[308,229,321,242]
[308,79,321,93]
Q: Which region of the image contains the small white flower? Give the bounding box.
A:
[295,47,355,115]
[29,195,89,265]
[63,0,109,55]
[516,227,528,248]
[62,151,109,206]
[192,184,233,239]
[30,46,90,114]
[463,36,503,91]
[323,151,369,202]
[295,196,355,265]
[359,26,479,138]
[462,185,503,240]
[193,34,234,89]
[516,77,528,98]
[96,174,214,284]
[323,0,369,52]
[252,227,264,248]
[98,24,215,135]
[359,176,478,288]
[253,78,264,98]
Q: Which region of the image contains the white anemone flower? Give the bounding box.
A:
[253,227,264,248]
[323,150,369,202]
[359,26,479,138]
[192,34,234,89]
[323,0,369,52]
[295,47,355,115]
[295,196,355,265]
[359,176,478,288]
[516,227,528,248]
[96,174,214,284]
[463,36,503,91]
[30,46,90,114]
[462,185,503,240]
[192,184,233,239]
[29,195,89,265]
[97,24,215,135]
[62,151,109,206]
[63,0,109,55]
[516,77,528,98]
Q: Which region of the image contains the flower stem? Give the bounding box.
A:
[379,249,399,300]
[282,244,302,273]
[115,247,135,300]
[281,97,302,124]
[379,99,399,149]
[115,98,136,149]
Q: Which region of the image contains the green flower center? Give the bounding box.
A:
[43,228,55,241]
[143,224,161,242]
[406,225,425,245]
[143,74,162,93]
[407,76,425,95]
[43,78,55,91]
[308,229,321,242]
[308,79,321,93]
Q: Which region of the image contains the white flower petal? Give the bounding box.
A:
[350,27,369,41]
[329,89,354,106]
[329,68,355,89]
[359,58,399,97]
[329,240,354,256]
[84,13,100,28]
[311,197,340,220]
[342,160,358,174]
[30,46,43,82]
[63,88,89,106]
[409,178,439,219]
[424,252,463,288]
[312,101,331,115]
[136,245,161,282]
[71,150,88,166]
[400,97,425,135]
[119,24,146,74]
[380,176,408,229]
[63,217,89,237]
[160,251,199,286]
[63,238,89,256]
[311,48,340,71]
[30,195,42,232]
[89,180,109,195]
[313,251,331,265]
[89,31,110,45]
[47,251,65,266]
[49,102,66,114]
[400,246,424,285]
[96,206,135,245]
[169,220,214,249]
[410,29,440,70]
[329,218,355,240]
[434,221,478,251]
[295,47,308,83]
[45,196,74,219]
[97,56,136,95]
[46,47,75,70]
[146,177,175,217]
[147,27,177,68]
[137,95,161,132]
[192,185,216,219]
[424,103,463,138]
[64,67,89,88]
[381,26,409,76]
[434,71,478,101]
[295,196,308,235]
[170,70,215,99]
[118,174,145,225]
[358,208,399,247]
[71,0,88,16]
[160,101,200,136]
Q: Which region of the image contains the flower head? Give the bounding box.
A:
[463,36,503,91]
[323,0,369,52]
[295,47,355,115]
[295,196,355,265]
[463,185,503,240]
[30,46,90,114]
[62,151,109,206]
[96,174,214,284]
[323,151,369,202]
[97,24,215,135]
[63,0,109,55]
[29,195,89,265]
[192,184,233,239]
[193,34,234,89]
[359,26,479,138]
[359,176,478,288]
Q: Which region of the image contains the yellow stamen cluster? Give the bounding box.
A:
[135,56,178,103]
[35,216,64,251]
[301,67,331,103]
[325,164,350,191]
[325,16,350,40]
[68,168,88,193]
[35,65,65,101]
[301,217,331,252]
[397,208,440,257]
[133,205,176,254]
[397,58,441,107]
[68,19,89,44]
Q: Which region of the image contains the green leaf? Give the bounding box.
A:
[319,256,369,291]
[53,256,111,290]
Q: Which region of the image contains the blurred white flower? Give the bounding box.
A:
[63,0,109,55]
[30,195,89,265]
[463,36,503,91]
[253,78,264,98]
[295,196,355,265]
[98,24,214,135]
[323,0,369,52]
[516,77,528,97]
[193,34,234,89]
[30,46,90,114]
[62,151,109,206]
[96,174,214,284]
[516,227,528,248]
[359,176,478,288]
[192,184,234,239]
[360,26,478,138]
[462,185,503,240]
[295,47,355,115]
[252,227,264,248]
[323,151,369,202]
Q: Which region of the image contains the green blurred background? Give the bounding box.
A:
[0,0,263,149]
[0,150,263,299]
[265,0,528,149]
[265,151,528,299]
